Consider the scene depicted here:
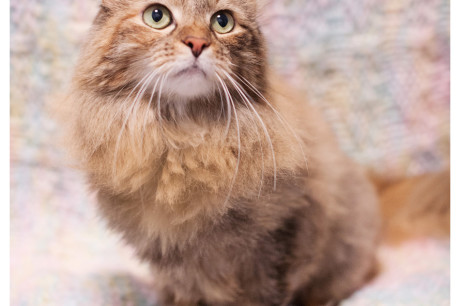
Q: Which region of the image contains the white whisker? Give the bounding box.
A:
[216,73,240,204]
[105,70,144,134]
[234,73,309,172]
[223,71,277,191]
[156,72,169,139]
[216,81,225,122]
[112,71,156,175]
[215,70,232,138]
[219,73,265,197]
[141,75,162,148]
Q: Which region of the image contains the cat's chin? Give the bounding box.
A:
[164,71,215,100]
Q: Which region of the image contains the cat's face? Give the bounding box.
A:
[79,0,266,108]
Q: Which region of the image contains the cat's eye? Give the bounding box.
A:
[143,4,172,29]
[211,11,235,34]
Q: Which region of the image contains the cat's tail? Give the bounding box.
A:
[369,168,450,244]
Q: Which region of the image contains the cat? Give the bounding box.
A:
[60,0,381,305]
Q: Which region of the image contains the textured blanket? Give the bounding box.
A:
[11,0,450,305]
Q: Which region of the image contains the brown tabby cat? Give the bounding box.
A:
[61,0,381,305]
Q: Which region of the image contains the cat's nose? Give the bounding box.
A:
[182,36,210,58]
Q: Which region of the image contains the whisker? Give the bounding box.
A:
[239,96,265,197]
[132,72,157,120]
[215,69,232,138]
[216,73,240,204]
[156,73,168,136]
[132,72,160,152]
[234,73,309,172]
[141,75,162,148]
[105,70,144,133]
[107,71,148,129]
[112,71,156,175]
[219,73,265,197]
[223,71,277,191]
[154,70,174,147]
[216,81,225,122]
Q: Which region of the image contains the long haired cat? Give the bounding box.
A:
[61,0,381,305]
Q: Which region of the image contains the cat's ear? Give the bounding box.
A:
[100,0,125,8]
[100,0,127,10]
[101,0,116,4]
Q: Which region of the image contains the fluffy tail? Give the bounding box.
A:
[370,169,450,244]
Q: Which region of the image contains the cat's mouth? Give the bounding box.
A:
[175,65,207,78]
[164,62,214,98]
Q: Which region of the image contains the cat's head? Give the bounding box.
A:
[76,0,267,111]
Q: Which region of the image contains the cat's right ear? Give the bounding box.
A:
[98,0,128,14]
[93,0,120,25]
[100,0,125,9]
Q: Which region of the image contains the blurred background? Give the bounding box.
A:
[11,0,450,305]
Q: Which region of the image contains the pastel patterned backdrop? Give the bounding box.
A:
[11,0,450,305]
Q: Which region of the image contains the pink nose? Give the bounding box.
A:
[182,36,210,58]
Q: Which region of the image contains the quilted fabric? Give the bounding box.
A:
[11,0,450,305]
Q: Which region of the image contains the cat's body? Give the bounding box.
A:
[62,1,380,305]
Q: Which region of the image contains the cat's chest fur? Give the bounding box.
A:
[81,97,306,218]
[95,122,302,249]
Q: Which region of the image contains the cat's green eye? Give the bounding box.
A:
[143,4,172,29]
[211,11,235,34]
